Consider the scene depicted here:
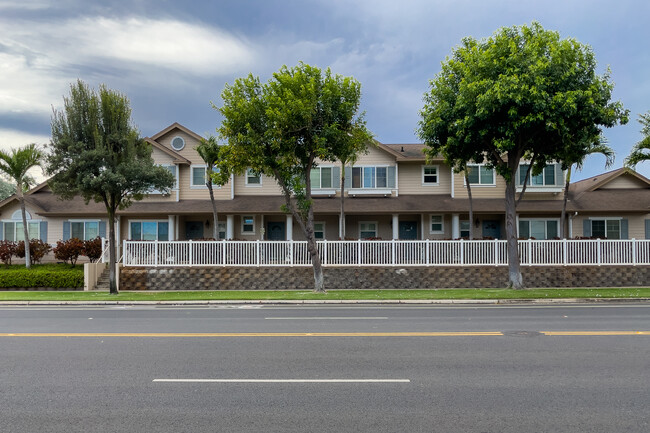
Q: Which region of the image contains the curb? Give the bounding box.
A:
[1,298,650,306]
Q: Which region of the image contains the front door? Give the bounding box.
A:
[185,221,204,240]
[267,222,286,241]
[482,220,501,239]
[399,221,418,240]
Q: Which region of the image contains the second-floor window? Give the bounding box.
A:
[150,165,177,194]
[351,166,396,189]
[311,167,335,189]
[519,164,558,186]
[466,164,494,185]
[246,169,261,186]
[422,166,439,185]
[191,165,220,188]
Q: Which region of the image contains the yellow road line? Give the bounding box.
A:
[0,332,502,337]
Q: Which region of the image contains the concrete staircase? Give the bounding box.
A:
[94,267,111,291]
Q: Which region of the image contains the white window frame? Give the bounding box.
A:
[313,221,326,240]
[190,164,221,189]
[217,222,226,240]
[518,218,560,240]
[2,220,41,242]
[519,164,558,186]
[460,220,470,238]
[170,136,185,151]
[351,165,393,190]
[245,169,262,187]
[128,220,170,241]
[422,165,439,186]
[241,215,255,234]
[359,221,378,239]
[68,219,101,241]
[311,166,335,189]
[149,164,178,194]
[465,164,496,187]
[429,215,444,234]
[589,217,622,240]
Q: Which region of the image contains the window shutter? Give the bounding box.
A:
[344,166,352,189]
[63,221,70,241]
[555,164,564,186]
[0,222,3,241]
[620,219,628,239]
[40,222,48,242]
[332,166,340,189]
[387,166,396,188]
[99,221,107,238]
[645,220,650,240]
[582,219,591,238]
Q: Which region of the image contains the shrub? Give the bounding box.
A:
[0,264,83,288]
[83,237,103,262]
[0,241,17,266]
[15,239,52,265]
[53,238,85,265]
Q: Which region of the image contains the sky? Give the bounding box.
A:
[1,0,649,182]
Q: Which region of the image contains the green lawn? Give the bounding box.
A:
[1,287,649,302]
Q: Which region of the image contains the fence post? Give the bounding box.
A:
[632,238,636,266]
[256,239,260,267]
[563,239,568,266]
[122,240,126,265]
[289,240,294,267]
[391,239,396,266]
[154,240,158,267]
[189,239,193,267]
[222,239,226,267]
[494,239,498,266]
[323,240,328,266]
[358,239,362,266]
[426,239,430,266]
[459,238,464,265]
[597,239,601,266]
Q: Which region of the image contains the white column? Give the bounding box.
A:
[168,215,175,241]
[452,214,460,239]
[392,214,399,240]
[226,215,234,240]
[286,214,293,240]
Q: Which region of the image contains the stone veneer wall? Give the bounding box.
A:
[120,266,650,290]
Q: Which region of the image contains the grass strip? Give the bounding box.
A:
[1,288,649,301]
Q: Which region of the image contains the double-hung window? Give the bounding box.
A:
[460,220,470,238]
[129,221,169,241]
[422,166,439,185]
[314,222,325,239]
[430,215,444,234]
[246,169,261,186]
[518,219,559,240]
[519,164,557,186]
[466,164,494,185]
[241,216,255,234]
[191,165,220,188]
[590,219,621,239]
[359,222,377,239]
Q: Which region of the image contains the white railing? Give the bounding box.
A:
[121,239,650,267]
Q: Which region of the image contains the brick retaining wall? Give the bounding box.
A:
[120,265,650,290]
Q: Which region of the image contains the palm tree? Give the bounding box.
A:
[625,112,650,168]
[560,140,614,238]
[196,136,228,239]
[0,143,45,268]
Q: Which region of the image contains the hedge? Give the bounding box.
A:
[0,264,84,289]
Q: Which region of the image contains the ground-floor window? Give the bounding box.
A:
[217,222,226,240]
[591,219,621,239]
[359,221,377,239]
[129,221,169,241]
[2,221,39,242]
[314,222,325,239]
[518,219,558,240]
[430,215,443,234]
[460,220,470,238]
[241,216,255,234]
[70,221,99,240]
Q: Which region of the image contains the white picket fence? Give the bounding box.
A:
[121,239,650,267]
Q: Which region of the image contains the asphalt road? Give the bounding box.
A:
[1,304,649,432]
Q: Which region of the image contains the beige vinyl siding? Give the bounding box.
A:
[397,162,451,195]
[155,130,205,163]
[354,146,396,165]
[292,215,339,241]
[151,147,175,165]
[572,214,649,239]
[178,165,232,200]
[345,215,393,239]
[599,176,649,189]
[233,173,283,196]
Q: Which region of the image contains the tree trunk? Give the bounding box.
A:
[559,166,572,239]
[207,182,219,240]
[504,178,523,289]
[17,183,31,269]
[465,172,474,240]
[339,163,345,239]
[108,209,118,294]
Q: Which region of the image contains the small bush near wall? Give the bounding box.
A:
[15,240,52,265]
[0,264,84,289]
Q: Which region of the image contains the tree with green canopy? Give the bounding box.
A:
[47,80,175,294]
[419,22,627,289]
[0,178,15,201]
[625,112,650,168]
[558,139,615,238]
[196,135,230,239]
[216,62,371,292]
[0,143,44,268]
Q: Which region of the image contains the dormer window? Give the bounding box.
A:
[171,136,185,151]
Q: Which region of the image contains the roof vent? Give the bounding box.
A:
[401,146,404,152]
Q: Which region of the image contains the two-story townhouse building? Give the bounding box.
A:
[1,122,649,259]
